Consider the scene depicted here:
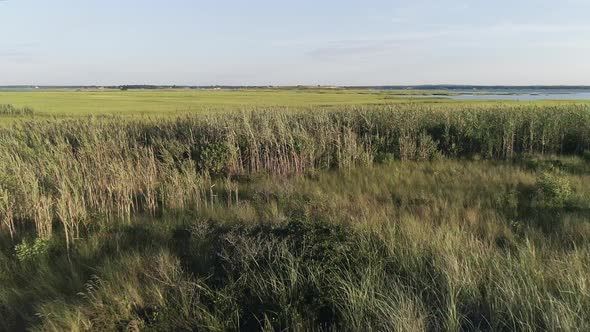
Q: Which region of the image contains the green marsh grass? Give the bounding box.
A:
[0,89,588,118]
[1,160,589,330]
[0,103,589,330]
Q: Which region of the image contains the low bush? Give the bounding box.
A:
[15,238,50,262]
[534,172,573,208]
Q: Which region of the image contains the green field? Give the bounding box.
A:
[0,89,416,116]
[1,89,588,117]
[1,91,590,331]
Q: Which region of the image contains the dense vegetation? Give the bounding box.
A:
[1,103,590,331]
[0,104,34,117]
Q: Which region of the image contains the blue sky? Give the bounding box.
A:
[1,0,589,85]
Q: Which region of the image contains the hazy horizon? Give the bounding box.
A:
[3,84,590,88]
[2,0,590,86]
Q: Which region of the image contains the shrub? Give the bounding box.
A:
[15,238,50,262]
[535,172,573,208]
[197,142,233,175]
[209,220,359,329]
[374,152,395,164]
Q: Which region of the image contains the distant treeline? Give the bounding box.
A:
[0,85,271,90]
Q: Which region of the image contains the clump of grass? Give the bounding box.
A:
[0,104,35,116]
[0,186,17,241]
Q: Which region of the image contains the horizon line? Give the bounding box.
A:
[2,84,590,88]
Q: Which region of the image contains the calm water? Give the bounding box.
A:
[447,92,590,101]
[403,88,590,101]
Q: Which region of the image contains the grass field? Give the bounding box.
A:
[0,89,420,116]
[1,90,590,331]
[1,89,589,117]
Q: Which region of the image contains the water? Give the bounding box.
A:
[447,90,590,101]
[0,87,39,91]
[398,87,590,101]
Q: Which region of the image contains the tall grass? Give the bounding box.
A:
[0,104,35,116]
[0,104,589,244]
[0,103,590,330]
[0,159,588,331]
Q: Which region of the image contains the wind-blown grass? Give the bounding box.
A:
[1,159,589,331]
[0,103,589,330]
[1,104,589,241]
[0,104,34,116]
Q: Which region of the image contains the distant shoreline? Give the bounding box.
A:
[1,85,590,91]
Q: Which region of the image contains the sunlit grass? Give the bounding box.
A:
[1,159,589,330]
[0,100,589,330]
[0,88,588,118]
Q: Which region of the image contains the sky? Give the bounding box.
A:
[1,0,590,86]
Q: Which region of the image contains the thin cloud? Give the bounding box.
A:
[306,22,590,58]
[0,42,40,60]
[307,30,455,58]
[530,40,590,50]
[390,17,407,24]
[488,23,590,33]
[0,51,30,57]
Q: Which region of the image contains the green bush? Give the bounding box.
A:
[374,152,395,164]
[209,220,359,329]
[535,172,573,208]
[15,238,50,262]
[197,142,233,175]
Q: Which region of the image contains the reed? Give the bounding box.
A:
[1,157,587,331]
[0,104,35,116]
[0,104,588,245]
